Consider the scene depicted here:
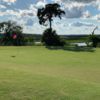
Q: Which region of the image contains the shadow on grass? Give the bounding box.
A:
[46,45,95,52]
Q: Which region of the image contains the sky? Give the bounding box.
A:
[0,0,100,35]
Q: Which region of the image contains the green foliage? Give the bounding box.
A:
[87,26,100,48]
[37,3,65,29]
[42,28,65,46]
[89,34,100,48]
[24,37,34,46]
[0,21,24,46]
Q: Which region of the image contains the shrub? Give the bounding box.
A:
[89,35,100,48]
[42,28,65,46]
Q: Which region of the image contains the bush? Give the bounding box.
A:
[23,37,34,46]
[42,28,65,46]
[0,21,25,46]
[3,33,25,46]
[89,35,100,48]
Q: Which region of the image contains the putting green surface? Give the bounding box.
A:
[0,46,100,100]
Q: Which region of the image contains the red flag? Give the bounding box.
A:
[13,34,17,39]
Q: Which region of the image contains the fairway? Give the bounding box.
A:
[0,46,100,100]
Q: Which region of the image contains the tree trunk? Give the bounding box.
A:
[49,18,52,30]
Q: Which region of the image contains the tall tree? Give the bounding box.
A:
[37,3,65,46]
[37,3,65,30]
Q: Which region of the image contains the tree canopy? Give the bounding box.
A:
[0,21,24,46]
[37,3,65,29]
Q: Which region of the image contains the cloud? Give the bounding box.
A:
[82,10,91,18]
[93,14,100,20]
[0,4,6,9]
[69,0,96,3]
[52,0,100,18]
[0,4,37,17]
[19,9,36,17]
[35,1,46,8]
[26,19,34,26]
[0,9,19,16]
[0,0,16,6]
[1,0,99,19]
[63,2,85,18]
[0,0,100,35]
[51,1,90,18]
[94,0,100,10]
[53,0,97,3]
[2,0,16,3]
[70,21,95,27]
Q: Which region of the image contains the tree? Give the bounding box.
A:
[89,26,100,48]
[37,3,65,46]
[37,3,65,30]
[42,28,65,46]
[0,21,24,46]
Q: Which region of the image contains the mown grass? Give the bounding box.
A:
[0,46,100,100]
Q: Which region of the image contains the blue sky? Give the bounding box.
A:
[0,0,100,35]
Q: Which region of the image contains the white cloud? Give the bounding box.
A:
[52,0,99,19]
[0,0,100,34]
[35,1,46,8]
[0,9,20,17]
[70,21,95,27]
[93,14,100,20]
[53,0,97,4]
[2,0,16,3]
[19,10,35,17]
[82,10,91,18]
[1,0,16,5]
[0,4,6,9]
[95,0,100,10]
[0,4,37,17]
[64,2,85,18]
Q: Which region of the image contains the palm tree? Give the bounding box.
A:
[37,3,65,30]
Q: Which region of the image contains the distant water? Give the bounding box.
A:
[73,42,87,46]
